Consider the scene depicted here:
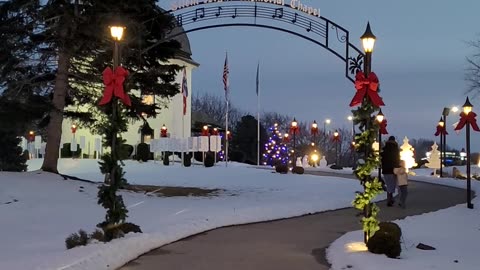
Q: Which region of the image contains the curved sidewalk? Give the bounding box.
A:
[121,172,467,270]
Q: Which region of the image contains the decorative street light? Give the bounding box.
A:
[441,106,459,168]
[161,124,168,138]
[311,120,318,146]
[202,125,210,136]
[333,130,340,165]
[361,22,376,76]
[324,118,331,135]
[454,97,479,209]
[212,127,219,136]
[290,118,299,163]
[71,124,77,140]
[347,115,355,137]
[376,109,388,181]
[435,117,446,177]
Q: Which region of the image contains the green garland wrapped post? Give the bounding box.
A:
[350,22,386,243]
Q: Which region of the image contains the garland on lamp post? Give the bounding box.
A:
[350,22,385,242]
[96,25,138,240]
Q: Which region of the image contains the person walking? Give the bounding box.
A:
[381,136,400,206]
[394,160,408,209]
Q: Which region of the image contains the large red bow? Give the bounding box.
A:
[455,112,480,132]
[434,125,448,136]
[99,67,131,106]
[379,119,388,135]
[290,126,299,135]
[350,71,384,107]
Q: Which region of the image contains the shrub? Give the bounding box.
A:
[65,229,89,249]
[61,143,82,158]
[230,151,246,163]
[367,222,402,258]
[329,164,343,170]
[204,152,215,167]
[136,143,150,162]
[117,222,142,234]
[275,164,289,174]
[378,222,402,241]
[183,153,192,167]
[89,229,105,242]
[119,144,134,160]
[194,151,203,162]
[292,166,304,174]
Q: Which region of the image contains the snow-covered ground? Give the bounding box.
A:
[328,165,480,270]
[1,159,365,270]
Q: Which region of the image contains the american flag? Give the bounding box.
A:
[181,68,188,115]
[223,53,229,100]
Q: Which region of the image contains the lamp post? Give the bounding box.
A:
[441,106,459,167]
[290,118,299,163]
[107,24,125,185]
[455,97,475,209]
[437,117,445,177]
[323,118,331,135]
[333,130,340,165]
[311,120,318,146]
[360,22,376,244]
[161,124,168,138]
[361,22,376,76]
[375,110,385,181]
[347,115,355,137]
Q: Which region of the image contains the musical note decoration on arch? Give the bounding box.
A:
[168,0,365,83]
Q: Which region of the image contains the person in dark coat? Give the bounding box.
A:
[381,136,400,206]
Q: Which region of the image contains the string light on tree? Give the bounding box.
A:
[263,123,289,166]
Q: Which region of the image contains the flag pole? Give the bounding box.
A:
[225,100,229,167]
[256,62,260,166]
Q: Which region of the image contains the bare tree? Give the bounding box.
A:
[191,92,242,128]
[466,39,480,96]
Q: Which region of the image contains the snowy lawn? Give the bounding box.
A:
[327,169,480,270]
[1,159,365,270]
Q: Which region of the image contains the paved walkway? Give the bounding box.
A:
[121,172,468,270]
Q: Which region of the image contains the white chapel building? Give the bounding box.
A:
[60,26,198,156]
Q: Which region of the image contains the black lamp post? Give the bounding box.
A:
[311,120,318,146]
[376,109,385,181]
[108,24,125,185]
[360,22,376,244]
[333,130,340,165]
[291,118,298,163]
[437,117,445,177]
[441,106,458,168]
[461,98,474,209]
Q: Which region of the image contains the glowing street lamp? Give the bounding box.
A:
[454,97,477,209]
[376,109,386,181]
[161,124,168,138]
[361,22,376,76]
[290,118,299,162]
[202,125,209,136]
[311,120,318,145]
[333,130,340,165]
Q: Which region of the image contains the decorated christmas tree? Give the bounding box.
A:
[263,124,289,166]
[400,136,417,172]
[426,142,441,175]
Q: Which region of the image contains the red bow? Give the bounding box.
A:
[350,71,384,107]
[332,135,341,142]
[379,119,388,135]
[290,126,299,135]
[455,112,480,132]
[434,125,448,136]
[99,67,131,106]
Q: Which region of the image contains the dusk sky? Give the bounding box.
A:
[165,0,480,152]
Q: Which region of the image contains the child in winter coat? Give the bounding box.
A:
[393,160,408,208]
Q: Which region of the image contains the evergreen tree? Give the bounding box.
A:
[0,129,27,172]
[262,123,289,166]
[0,0,182,173]
[231,115,267,164]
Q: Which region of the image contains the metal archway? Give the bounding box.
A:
[166,1,365,82]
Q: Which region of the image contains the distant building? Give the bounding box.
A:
[60,25,198,156]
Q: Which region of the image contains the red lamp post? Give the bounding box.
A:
[201,125,209,136]
[160,124,168,138]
